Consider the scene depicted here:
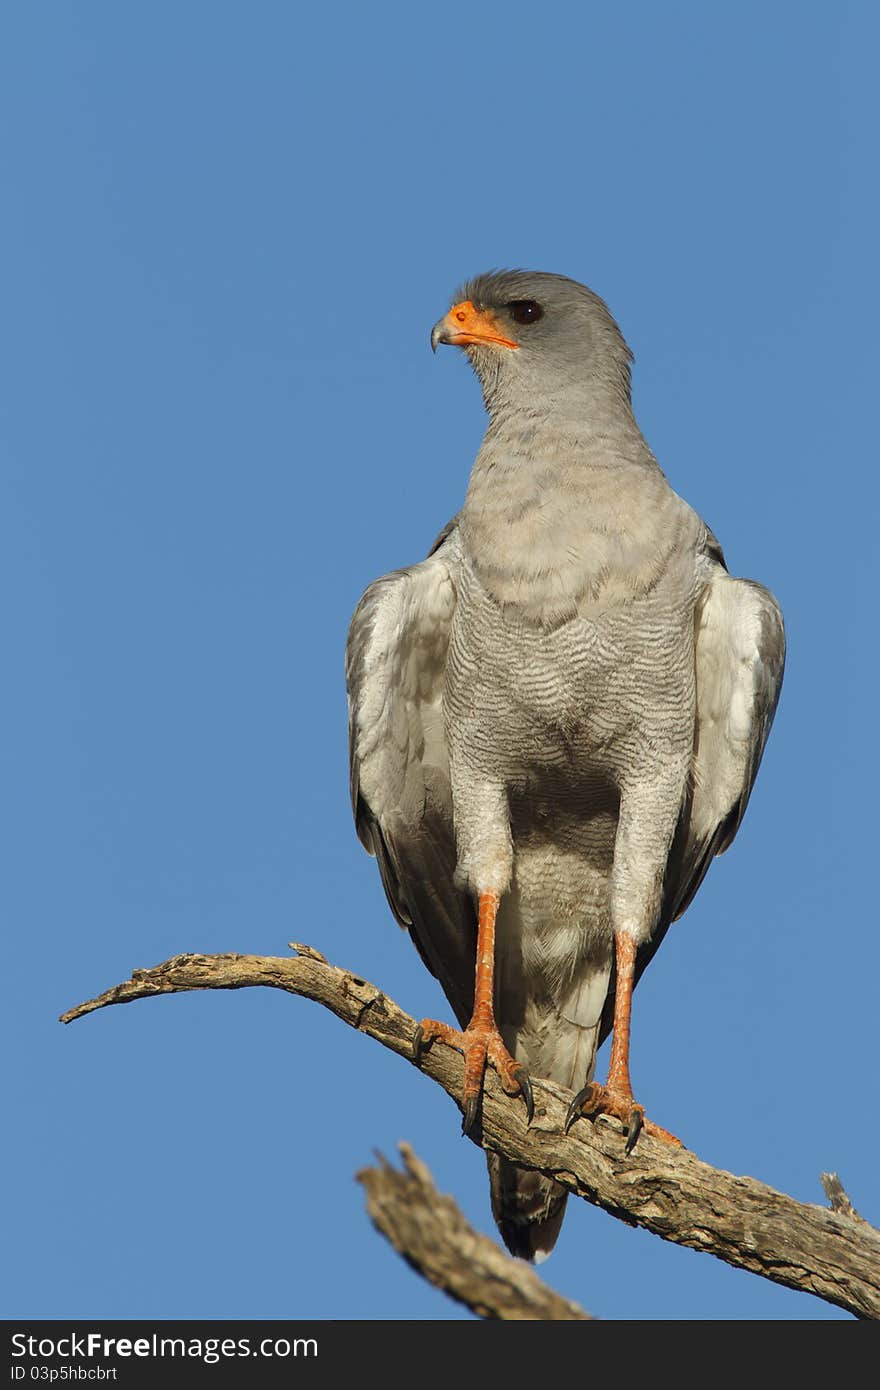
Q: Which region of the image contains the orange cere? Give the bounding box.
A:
[442,300,519,349]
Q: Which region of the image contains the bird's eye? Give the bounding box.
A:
[507,300,544,326]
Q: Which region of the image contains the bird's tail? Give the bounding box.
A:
[487,1154,568,1262]
[488,1006,603,1260]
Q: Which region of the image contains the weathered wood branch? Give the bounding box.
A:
[821,1173,869,1227]
[62,946,880,1319]
[358,1143,591,1320]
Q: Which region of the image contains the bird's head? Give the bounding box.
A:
[431,270,634,420]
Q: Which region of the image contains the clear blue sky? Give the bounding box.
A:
[2,3,876,1321]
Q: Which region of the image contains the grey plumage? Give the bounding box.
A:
[346,270,785,1259]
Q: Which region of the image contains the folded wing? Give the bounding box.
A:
[673,551,786,920]
[346,525,476,1024]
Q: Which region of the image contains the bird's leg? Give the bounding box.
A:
[414,891,533,1136]
[565,931,683,1153]
[606,931,639,1100]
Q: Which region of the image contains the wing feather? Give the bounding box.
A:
[346,525,476,1024]
[670,559,786,920]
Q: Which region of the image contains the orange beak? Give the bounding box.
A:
[430,300,519,353]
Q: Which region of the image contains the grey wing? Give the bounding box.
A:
[668,555,786,923]
[602,544,786,1038]
[346,524,476,1026]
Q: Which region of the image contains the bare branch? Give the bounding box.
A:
[822,1173,870,1226]
[358,1143,592,1320]
[62,946,880,1319]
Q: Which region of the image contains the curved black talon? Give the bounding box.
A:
[461,1094,480,1137]
[514,1067,534,1125]
[564,1082,596,1135]
[412,1024,427,1062]
[624,1105,644,1156]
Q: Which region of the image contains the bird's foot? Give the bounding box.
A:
[564,1082,683,1155]
[413,1017,533,1136]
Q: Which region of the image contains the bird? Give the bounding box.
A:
[346,270,785,1261]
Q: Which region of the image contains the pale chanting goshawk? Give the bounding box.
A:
[346,271,785,1260]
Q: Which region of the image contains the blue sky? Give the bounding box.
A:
[2,3,876,1321]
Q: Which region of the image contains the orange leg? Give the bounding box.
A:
[565,932,683,1154]
[414,891,533,1136]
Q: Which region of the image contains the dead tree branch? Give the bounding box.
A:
[358,1143,591,1320]
[61,946,880,1319]
[821,1173,870,1227]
